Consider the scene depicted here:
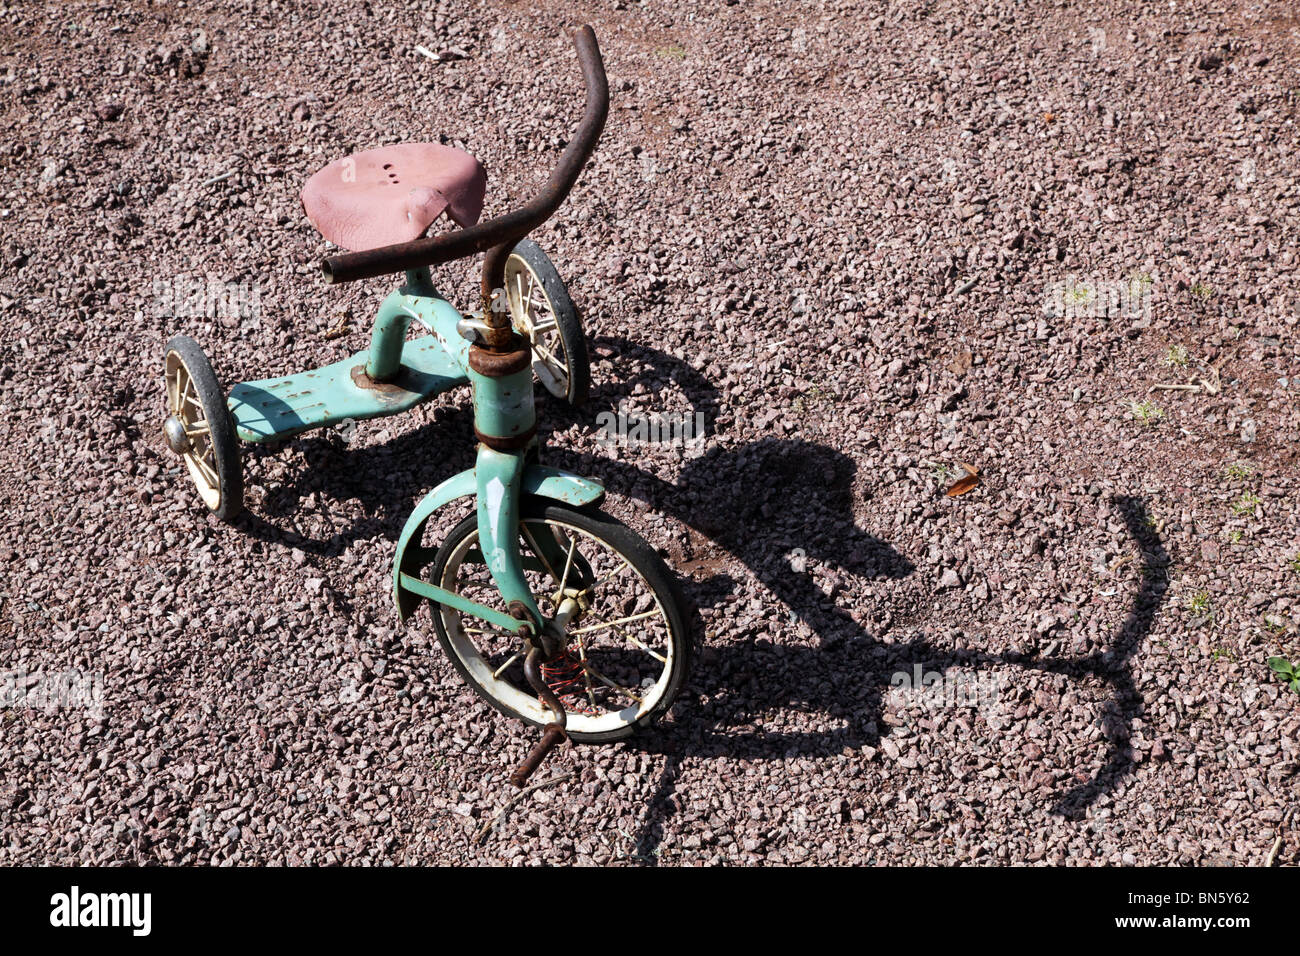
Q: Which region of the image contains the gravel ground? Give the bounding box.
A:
[1,0,1297,865]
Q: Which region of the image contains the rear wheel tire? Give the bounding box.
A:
[163,335,243,522]
[505,239,591,407]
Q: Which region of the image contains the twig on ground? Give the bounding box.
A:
[1266,833,1283,867]
[1149,362,1222,396]
[476,772,573,845]
[1266,807,1292,867]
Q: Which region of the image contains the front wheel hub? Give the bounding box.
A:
[162,415,192,454]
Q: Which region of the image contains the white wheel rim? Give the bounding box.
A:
[165,352,222,510]
[435,518,677,736]
[505,255,570,399]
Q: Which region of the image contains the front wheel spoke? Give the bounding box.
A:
[521,526,561,583]
[492,652,520,679]
[582,662,644,704]
[570,609,660,636]
[591,558,631,591]
[573,634,599,708]
[530,318,557,335]
[557,536,578,594]
[615,624,668,664]
[184,422,211,438]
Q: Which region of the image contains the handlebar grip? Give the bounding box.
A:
[322,26,608,285]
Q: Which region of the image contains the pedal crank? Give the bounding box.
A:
[509,647,569,787]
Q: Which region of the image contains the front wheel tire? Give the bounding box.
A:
[424,501,691,743]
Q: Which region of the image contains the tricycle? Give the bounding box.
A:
[160,26,691,785]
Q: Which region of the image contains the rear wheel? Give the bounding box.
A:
[424,501,691,743]
[505,239,590,407]
[162,335,243,522]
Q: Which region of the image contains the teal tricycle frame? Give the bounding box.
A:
[226,263,605,638]
[161,26,691,786]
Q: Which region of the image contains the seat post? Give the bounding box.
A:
[402,266,436,297]
[364,268,436,382]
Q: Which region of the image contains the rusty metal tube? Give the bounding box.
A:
[509,647,569,787]
[322,26,608,286]
[509,723,567,788]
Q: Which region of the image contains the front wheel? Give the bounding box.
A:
[424,501,691,743]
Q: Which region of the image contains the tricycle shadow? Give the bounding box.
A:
[546,436,1165,861]
[230,407,479,558]
[228,337,1163,861]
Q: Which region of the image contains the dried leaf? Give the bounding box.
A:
[946,350,974,375]
[946,462,981,497]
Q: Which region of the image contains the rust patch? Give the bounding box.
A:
[474,424,537,451]
[351,363,414,399]
[468,342,531,377]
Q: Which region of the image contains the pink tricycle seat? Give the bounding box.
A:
[300,143,487,252]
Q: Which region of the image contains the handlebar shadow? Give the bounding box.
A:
[537,346,1164,862]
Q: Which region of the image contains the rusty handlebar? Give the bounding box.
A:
[321,25,608,295]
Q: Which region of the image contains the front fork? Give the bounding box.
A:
[472,444,577,784]
[470,339,578,784]
[471,446,553,648]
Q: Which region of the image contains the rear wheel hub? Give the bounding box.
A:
[163,415,191,454]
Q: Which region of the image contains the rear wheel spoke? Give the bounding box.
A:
[533,342,569,374]
[194,455,219,485]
